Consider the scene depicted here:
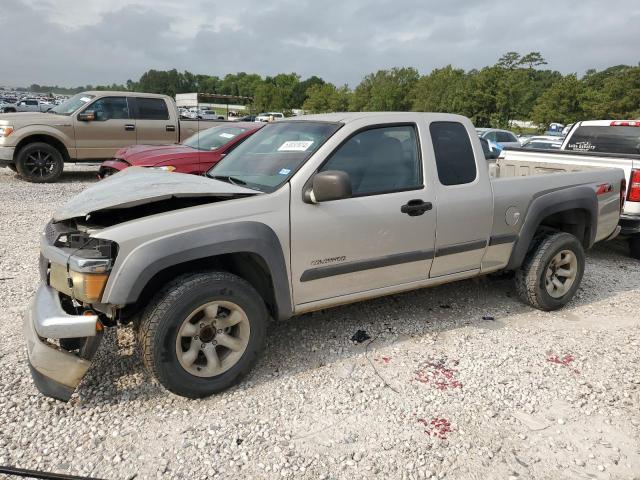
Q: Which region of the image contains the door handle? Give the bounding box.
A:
[166,125,176,132]
[125,124,135,131]
[401,199,432,216]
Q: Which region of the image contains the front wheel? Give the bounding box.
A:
[15,142,64,183]
[138,272,268,398]
[515,232,585,311]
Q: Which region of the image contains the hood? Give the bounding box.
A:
[53,167,260,222]
[0,112,65,126]
[116,144,205,166]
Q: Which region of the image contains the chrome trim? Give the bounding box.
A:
[24,303,93,396]
[30,284,98,339]
[68,256,111,273]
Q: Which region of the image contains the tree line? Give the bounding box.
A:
[21,52,640,130]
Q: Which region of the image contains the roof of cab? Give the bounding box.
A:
[288,111,469,124]
[84,91,170,99]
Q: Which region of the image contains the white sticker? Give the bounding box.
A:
[278,140,314,152]
[278,168,291,175]
[219,132,235,139]
[80,97,91,102]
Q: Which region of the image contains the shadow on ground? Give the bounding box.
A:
[75,241,637,406]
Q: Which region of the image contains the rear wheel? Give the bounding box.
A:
[515,232,585,311]
[16,142,64,183]
[629,234,640,260]
[138,271,268,398]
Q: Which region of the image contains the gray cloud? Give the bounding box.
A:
[1,0,639,88]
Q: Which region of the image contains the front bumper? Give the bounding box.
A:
[97,159,129,179]
[0,146,15,164]
[24,284,101,401]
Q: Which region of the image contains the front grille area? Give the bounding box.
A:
[44,221,58,245]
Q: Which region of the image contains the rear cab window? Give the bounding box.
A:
[430,121,477,186]
[134,98,170,120]
[565,125,640,155]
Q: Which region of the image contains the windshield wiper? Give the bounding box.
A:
[210,175,248,186]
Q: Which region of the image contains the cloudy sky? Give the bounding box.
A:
[1,0,639,87]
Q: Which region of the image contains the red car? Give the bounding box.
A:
[98,122,264,178]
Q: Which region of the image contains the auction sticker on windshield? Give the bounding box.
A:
[219,133,235,139]
[278,140,314,152]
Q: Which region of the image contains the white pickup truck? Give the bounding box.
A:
[2,98,51,113]
[500,120,640,258]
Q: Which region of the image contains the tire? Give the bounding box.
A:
[15,142,64,183]
[138,271,268,398]
[7,163,17,172]
[515,232,585,311]
[629,234,640,260]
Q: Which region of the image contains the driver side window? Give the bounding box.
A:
[88,97,130,121]
[320,125,422,197]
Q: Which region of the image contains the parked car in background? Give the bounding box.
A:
[98,122,263,178]
[476,128,521,148]
[236,114,257,122]
[500,120,640,258]
[521,136,563,150]
[480,137,499,160]
[198,109,225,120]
[255,112,284,122]
[2,98,51,113]
[0,91,223,182]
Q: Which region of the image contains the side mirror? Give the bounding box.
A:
[304,170,352,204]
[78,111,95,122]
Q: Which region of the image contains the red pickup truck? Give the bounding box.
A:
[98,122,263,178]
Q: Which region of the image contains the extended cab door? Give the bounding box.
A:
[427,120,493,277]
[73,96,136,160]
[289,119,437,306]
[130,97,179,145]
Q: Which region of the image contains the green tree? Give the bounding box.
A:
[531,74,586,127]
[303,83,350,113]
[350,67,419,111]
[292,76,325,108]
[410,65,468,113]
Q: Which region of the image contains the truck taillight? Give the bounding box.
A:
[628,169,640,202]
[610,120,640,127]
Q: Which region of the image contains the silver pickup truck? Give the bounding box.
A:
[24,112,625,401]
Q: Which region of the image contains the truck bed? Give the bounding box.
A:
[497,148,640,219]
[489,156,624,246]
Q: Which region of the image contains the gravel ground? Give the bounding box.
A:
[1,166,639,480]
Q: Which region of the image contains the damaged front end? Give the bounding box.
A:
[25,168,261,401]
[25,221,118,401]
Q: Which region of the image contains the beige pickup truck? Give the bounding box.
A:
[0,91,219,182]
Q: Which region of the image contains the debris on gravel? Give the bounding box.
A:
[1,167,639,479]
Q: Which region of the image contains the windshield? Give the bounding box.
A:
[207,121,341,192]
[183,126,251,151]
[50,93,95,115]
